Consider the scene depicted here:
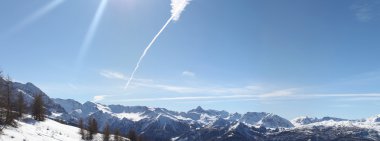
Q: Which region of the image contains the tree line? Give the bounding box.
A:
[0,71,45,132]
[78,117,145,141]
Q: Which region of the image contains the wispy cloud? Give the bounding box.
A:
[93,95,107,102]
[134,82,262,94]
[111,89,297,102]
[350,1,380,22]
[7,0,65,35]
[67,83,78,89]
[182,70,195,77]
[258,88,297,98]
[110,91,380,103]
[100,70,126,80]
[307,93,380,98]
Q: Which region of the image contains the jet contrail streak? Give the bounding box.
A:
[77,0,108,66]
[7,0,64,35]
[124,15,174,90]
[124,0,190,90]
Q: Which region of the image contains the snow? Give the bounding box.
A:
[295,119,380,132]
[50,113,62,118]
[95,103,111,114]
[171,136,180,141]
[0,116,104,141]
[113,112,147,122]
[228,122,240,132]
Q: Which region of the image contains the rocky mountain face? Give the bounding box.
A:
[0,77,66,115]
[291,116,348,126]
[1,79,379,141]
[52,98,294,140]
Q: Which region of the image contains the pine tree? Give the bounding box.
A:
[87,117,98,140]
[4,75,16,126]
[0,71,5,131]
[92,118,98,134]
[78,118,85,139]
[32,94,45,121]
[102,123,110,141]
[87,118,93,140]
[127,129,138,141]
[114,128,121,141]
[16,92,26,118]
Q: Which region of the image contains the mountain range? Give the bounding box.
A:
[2,78,380,141]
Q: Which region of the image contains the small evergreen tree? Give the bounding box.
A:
[16,92,26,118]
[87,117,98,140]
[127,129,138,141]
[92,118,98,134]
[0,71,5,131]
[87,118,93,140]
[102,123,110,141]
[4,75,16,126]
[32,94,45,121]
[114,128,121,141]
[79,118,85,139]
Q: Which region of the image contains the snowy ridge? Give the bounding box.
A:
[291,115,380,133]
[0,116,108,141]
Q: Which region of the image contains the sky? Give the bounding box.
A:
[0,0,380,119]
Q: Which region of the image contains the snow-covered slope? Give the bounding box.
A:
[291,116,348,126]
[0,117,106,141]
[291,115,380,133]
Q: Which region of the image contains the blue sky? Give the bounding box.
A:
[1,0,380,119]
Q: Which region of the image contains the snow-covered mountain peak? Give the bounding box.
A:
[189,106,205,113]
[367,114,380,122]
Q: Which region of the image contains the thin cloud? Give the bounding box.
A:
[258,88,297,98]
[110,91,380,102]
[93,95,107,102]
[7,0,65,35]
[111,89,297,102]
[350,1,380,22]
[67,83,78,89]
[307,93,380,98]
[182,70,195,77]
[100,70,126,80]
[134,82,262,94]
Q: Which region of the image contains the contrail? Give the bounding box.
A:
[124,0,191,90]
[124,15,174,90]
[77,0,108,66]
[6,0,64,36]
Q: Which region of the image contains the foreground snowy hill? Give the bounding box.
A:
[0,116,105,141]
